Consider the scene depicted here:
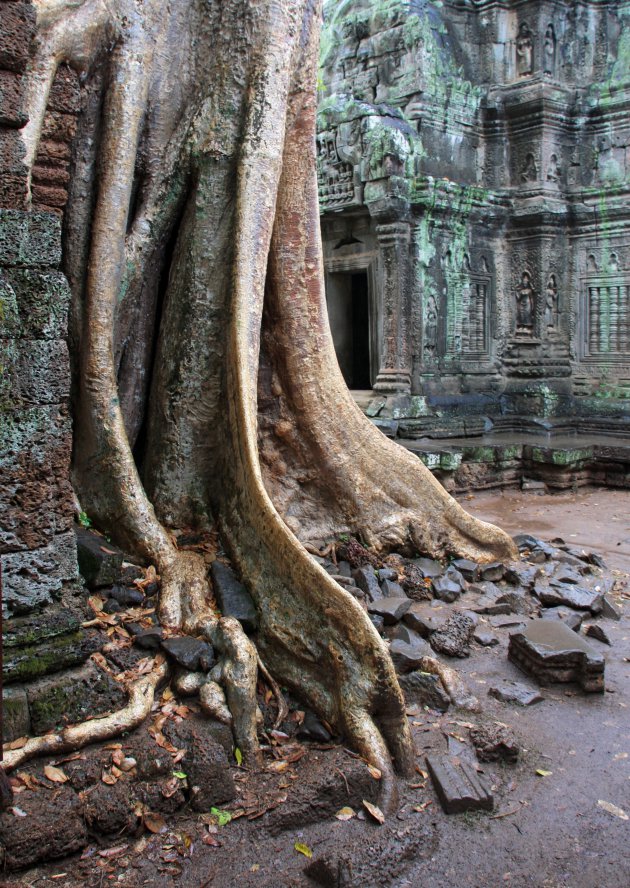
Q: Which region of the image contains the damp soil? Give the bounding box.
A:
[3,490,629,888]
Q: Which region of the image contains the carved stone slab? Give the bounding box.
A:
[426,755,494,814]
[508,620,605,693]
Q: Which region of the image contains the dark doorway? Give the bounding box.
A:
[326,271,371,390]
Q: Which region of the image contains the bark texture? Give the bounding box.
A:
[15,0,517,804]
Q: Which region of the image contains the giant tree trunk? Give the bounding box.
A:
[16,0,516,805]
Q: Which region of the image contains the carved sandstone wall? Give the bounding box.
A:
[318,0,630,437]
[0,1,79,618]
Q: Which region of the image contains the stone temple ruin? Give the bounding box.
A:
[318,0,630,488]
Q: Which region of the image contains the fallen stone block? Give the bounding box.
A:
[469,723,519,763]
[488,681,543,707]
[389,635,432,674]
[540,606,583,632]
[426,755,494,814]
[161,635,215,671]
[367,596,410,625]
[430,612,475,658]
[352,565,382,602]
[403,603,446,637]
[601,595,622,621]
[451,558,478,582]
[380,578,407,598]
[432,575,462,603]
[210,560,258,632]
[508,620,605,693]
[399,670,450,711]
[478,562,505,582]
[75,526,124,588]
[535,582,603,614]
[473,628,499,647]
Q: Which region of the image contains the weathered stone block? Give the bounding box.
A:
[2,530,78,617]
[367,596,410,624]
[3,605,93,683]
[1,337,70,406]
[0,268,70,339]
[75,526,125,588]
[1,686,31,742]
[210,560,258,632]
[0,210,62,267]
[0,70,27,127]
[399,670,450,711]
[26,662,127,734]
[0,2,37,73]
[508,620,605,693]
[47,64,81,114]
[426,755,494,814]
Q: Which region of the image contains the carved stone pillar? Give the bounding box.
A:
[374,221,412,393]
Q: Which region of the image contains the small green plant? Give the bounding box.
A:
[78,511,92,528]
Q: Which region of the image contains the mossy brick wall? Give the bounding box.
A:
[0,1,79,617]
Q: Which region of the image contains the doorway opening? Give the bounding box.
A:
[326,271,372,390]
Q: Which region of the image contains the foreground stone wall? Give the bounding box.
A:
[0,1,79,618]
[318,0,630,437]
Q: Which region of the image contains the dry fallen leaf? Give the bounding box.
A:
[4,737,28,751]
[44,764,68,784]
[294,842,313,858]
[597,800,628,821]
[267,760,289,773]
[335,806,356,821]
[362,799,385,824]
[101,768,118,786]
[144,812,168,834]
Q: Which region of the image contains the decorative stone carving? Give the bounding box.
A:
[583,276,630,360]
[317,130,357,209]
[545,274,559,331]
[423,294,438,357]
[445,263,491,358]
[515,271,536,335]
[543,24,556,75]
[374,222,412,392]
[516,23,534,76]
[521,153,538,183]
[546,153,561,183]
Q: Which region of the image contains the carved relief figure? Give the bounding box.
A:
[515,271,536,334]
[544,24,556,75]
[546,153,561,183]
[516,23,534,76]
[521,153,538,183]
[424,295,438,355]
[545,274,558,329]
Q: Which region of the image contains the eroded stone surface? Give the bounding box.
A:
[509,620,605,692]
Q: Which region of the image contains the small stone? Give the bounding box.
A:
[380,578,407,598]
[402,603,446,636]
[411,557,445,579]
[601,595,622,621]
[473,629,499,647]
[550,565,582,586]
[503,563,539,588]
[161,636,215,671]
[109,583,145,606]
[488,681,543,706]
[584,624,612,646]
[495,591,535,615]
[430,612,475,658]
[144,581,159,598]
[352,565,382,602]
[210,561,258,632]
[432,576,462,603]
[478,562,505,582]
[102,598,122,614]
[75,527,124,589]
[513,534,554,558]
[399,671,450,711]
[534,582,603,614]
[451,559,479,582]
[337,560,352,578]
[298,710,332,742]
[426,755,493,814]
[470,723,519,763]
[330,574,357,590]
[540,607,583,632]
[369,613,385,633]
[367,597,411,625]
[128,623,164,650]
[378,568,399,582]
[489,615,527,630]
[389,634,432,674]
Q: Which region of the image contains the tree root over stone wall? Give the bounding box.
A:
[8,0,516,810]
